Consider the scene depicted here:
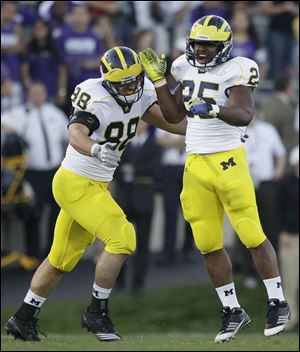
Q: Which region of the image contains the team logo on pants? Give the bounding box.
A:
[220,157,236,171]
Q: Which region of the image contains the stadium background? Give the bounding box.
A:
[1,1,299,350]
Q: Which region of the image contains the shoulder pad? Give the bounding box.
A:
[171,54,189,82]
[226,57,259,88]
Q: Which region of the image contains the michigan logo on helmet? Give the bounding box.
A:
[100,46,145,105]
[186,15,233,72]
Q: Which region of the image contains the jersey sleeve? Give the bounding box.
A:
[70,79,96,113]
[140,77,158,115]
[170,54,187,84]
[226,57,260,90]
[69,79,105,131]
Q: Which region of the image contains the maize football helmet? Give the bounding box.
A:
[100,46,145,105]
[186,15,233,72]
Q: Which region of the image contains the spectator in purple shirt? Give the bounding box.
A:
[1,1,25,103]
[92,15,120,51]
[1,60,23,111]
[230,10,268,80]
[56,4,105,111]
[189,1,231,27]
[230,11,259,61]
[21,18,67,109]
[14,2,39,28]
[38,1,70,40]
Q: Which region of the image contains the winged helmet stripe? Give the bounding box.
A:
[115,47,127,69]
[101,57,112,72]
[203,15,213,27]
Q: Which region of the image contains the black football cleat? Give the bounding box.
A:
[5,315,41,341]
[215,307,251,343]
[264,299,291,336]
[82,310,122,341]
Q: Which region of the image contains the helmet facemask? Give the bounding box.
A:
[186,37,233,73]
[105,72,145,105]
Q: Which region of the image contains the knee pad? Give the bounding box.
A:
[235,217,266,249]
[104,217,136,255]
[48,252,78,272]
[191,221,223,255]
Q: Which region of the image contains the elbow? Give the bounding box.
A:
[160,103,186,124]
[164,113,185,124]
[69,136,77,149]
[68,125,83,148]
[169,117,184,124]
[69,133,79,149]
[69,136,84,155]
[239,119,251,127]
[240,109,254,126]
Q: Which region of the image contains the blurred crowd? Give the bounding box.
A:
[1,1,299,326]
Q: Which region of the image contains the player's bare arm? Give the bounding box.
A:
[142,102,187,135]
[68,110,120,168]
[68,123,94,156]
[216,85,255,126]
[186,85,255,127]
[151,84,187,124]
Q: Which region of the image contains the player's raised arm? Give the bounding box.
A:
[139,48,186,124]
[141,102,187,136]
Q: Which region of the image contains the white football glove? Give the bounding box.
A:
[91,142,120,168]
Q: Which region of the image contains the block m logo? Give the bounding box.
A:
[93,289,99,297]
[220,157,236,171]
[30,298,41,306]
[224,289,234,296]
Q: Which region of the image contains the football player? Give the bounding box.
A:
[139,15,291,343]
[4,46,186,342]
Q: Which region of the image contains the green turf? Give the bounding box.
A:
[1,333,298,351]
[1,281,299,351]
[1,280,270,333]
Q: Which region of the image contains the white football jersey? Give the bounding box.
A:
[171,55,259,154]
[62,77,157,181]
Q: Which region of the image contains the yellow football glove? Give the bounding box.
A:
[139,48,167,87]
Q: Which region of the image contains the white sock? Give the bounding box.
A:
[92,282,112,299]
[24,289,47,308]
[263,276,285,301]
[216,283,240,309]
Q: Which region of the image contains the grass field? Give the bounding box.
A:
[1,333,298,351]
[1,281,298,351]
